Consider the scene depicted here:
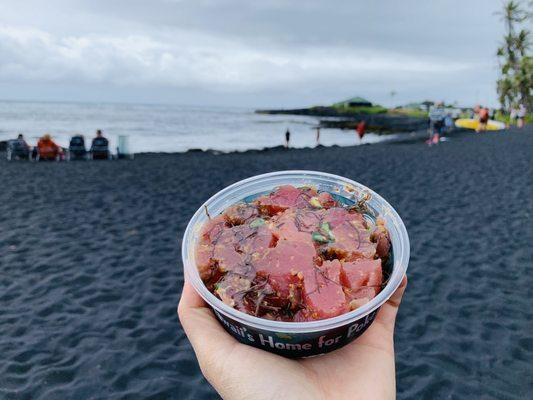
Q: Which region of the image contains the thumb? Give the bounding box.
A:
[177,281,238,366]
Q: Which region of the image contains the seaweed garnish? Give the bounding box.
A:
[346,192,372,215]
[204,204,211,220]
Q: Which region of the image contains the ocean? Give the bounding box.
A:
[0,101,396,153]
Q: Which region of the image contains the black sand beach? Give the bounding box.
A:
[1,128,531,399]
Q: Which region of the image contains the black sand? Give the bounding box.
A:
[1,129,531,399]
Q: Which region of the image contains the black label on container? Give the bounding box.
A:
[212,308,378,358]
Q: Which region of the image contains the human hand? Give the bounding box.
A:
[178,275,407,400]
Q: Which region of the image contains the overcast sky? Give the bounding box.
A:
[0,0,510,107]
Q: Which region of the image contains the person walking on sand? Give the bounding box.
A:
[477,106,489,133]
[315,127,320,145]
[444,112,454,134]
[356,120,366,141]
[509,106,518,128]
[428,102,445,145]
[285,129,291,148]
[517,103,526,128]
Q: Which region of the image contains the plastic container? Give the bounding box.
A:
[182,170,409,358]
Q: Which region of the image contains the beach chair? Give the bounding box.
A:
[6,139,31,161]
[117,135,134,159]
[68,135,87,160]
[90,137,110,160]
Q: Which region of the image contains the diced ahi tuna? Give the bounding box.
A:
[196,215,227,279]
[212,243,243,273]
[317,192,337,208]
[196,243,215,280]
[321,208,376,260]
[269,210,318,244]
[256,185,317,216]
[214,273,252,310]
[293,209,324,233]
[195,184,390,321]
[371,218,391,259]
[230,224,275,255]
[341,258,383,305]
[302,260,348,320]
[255,240,315,302]
[200,215,226,243]
[224,203,258,226]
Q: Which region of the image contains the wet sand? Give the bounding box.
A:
[0,128,531,399]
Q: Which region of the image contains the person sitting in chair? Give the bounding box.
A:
[7,134,31,160]
[90,130,110,160]
[37,134,63,161]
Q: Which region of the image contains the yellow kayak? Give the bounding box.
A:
[455,118,506,131]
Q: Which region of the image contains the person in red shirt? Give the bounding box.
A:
[37,134,63,161]
[356,120,366,140]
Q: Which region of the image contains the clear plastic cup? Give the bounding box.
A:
[182,170,409,357]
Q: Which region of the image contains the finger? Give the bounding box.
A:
[374,274,407,330]
[177,281,237,359]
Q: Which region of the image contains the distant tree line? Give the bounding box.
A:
[496,1,532,111]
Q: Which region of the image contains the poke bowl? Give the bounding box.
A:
[181,170,409,358]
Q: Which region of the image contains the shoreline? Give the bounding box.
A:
[127,128,470,156]
[0,128,491,158]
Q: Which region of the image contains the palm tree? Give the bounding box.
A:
[496,1,532,111]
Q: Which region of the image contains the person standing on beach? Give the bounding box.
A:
[356,120,366,141]
[285,129,291,148]
[477,106,489,133]
[428,102,445,145]
[509,106,518,127]
[315,127,320,145]
[444,113,454,134]
[517,104,526,128]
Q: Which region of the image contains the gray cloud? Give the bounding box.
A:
[0,0,507,107]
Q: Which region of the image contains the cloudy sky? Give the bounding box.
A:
[0,0,508,107]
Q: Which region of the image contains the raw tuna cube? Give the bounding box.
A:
[256,185,317,215]
[231,224,275,255]
[212,243,243,273]
[200,215,227,243]
[196,243,215,280]
[322,207,365,228]
[341,259,382,300]
[224,203,259,226]
[371,218,391,259]
[303,260,348,319]
[317,192,337,208]
[269,210,317,244]
[255,240,316,302]
[214,273,252,310]
[321,208,376,260]
[293,209,324,233]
